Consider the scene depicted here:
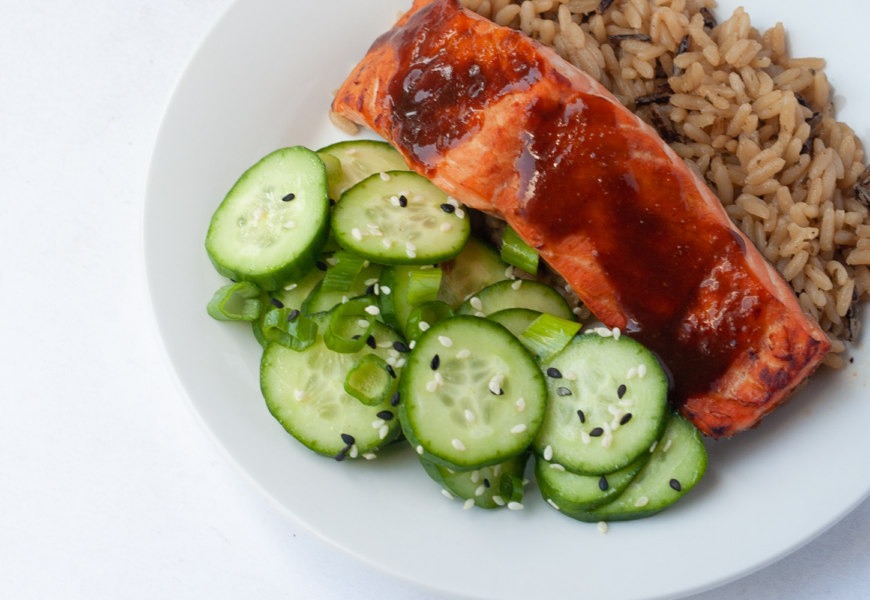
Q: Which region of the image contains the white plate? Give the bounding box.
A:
[143,1,870,598]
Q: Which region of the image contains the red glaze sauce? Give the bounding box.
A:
[384,0,777,405]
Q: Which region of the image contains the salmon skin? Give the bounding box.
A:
[332,0,830,438]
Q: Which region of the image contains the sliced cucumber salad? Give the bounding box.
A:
[204,139,708,524]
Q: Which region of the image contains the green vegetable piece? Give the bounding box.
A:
[501,225,539,275]
[262,308,317,351]
[405,301,454,342]
[322,251,366,292]
[521,313,582,362]
[499,474,525,505]
[325,297,378,353]
[407,268,443,305]
[345,354,393,406]
[207,281,263,322]
[317,152,343,201]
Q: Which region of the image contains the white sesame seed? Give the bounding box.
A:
[382,238,393,249]
[598,521,609,534]
[602,434,613,449]
[619,399,634,408]
[464,409,476,422]
[363,452,377,460]
[341,296,349,304]
[613,327,621,341]
[610,419,621,431]
[416,445,424,455]
[488,380,502,395]
[409,195,422,203]
[357,319,370,328]
[283,221,296,229]
[547,499,561,510]
[470,297,483,311]
[470,470,480,483]
[374,284,379,295]
[349,445,358,459]
[447,197,459,207]
[409,341,416,349]
[381,286,391,295]
[463,499,475,510]
[370,229,382,237]
[363,260,370,268]
[456,349,471,359]
[346,148,357,155]
[442,489,455,500]
[510,424,527,434]
[504,266,514,278]
[452,439,466,451]
[419,321,430,332]
[294,389,307,402]
[406,242,417,251]
[516,397,526,412]
[474,311,486,318]
[638,364,647,378]
[597,327,613,337]
[284,283,298,291]
[635,496,649,508]
[364,305,380,315]
[492,495,505,506]
[372,419,385,429]
[366,223,380,231]
[380,172,391,181]
[379,424,389,440]
[663,439,673,452]
[492,373,505,385]
[407,249,417,258]
[365,278,379,286]
[434,372,444,386]
[438,336,453,348]
[419,265,435,270]
[626,367,638,380]
[573,307,583,315]
[396,358,406,368]
[351,228,363,241]
[386,357,397,367]
[522,478,529,486]
[649,440,658,453]
[456,208,466,219]
[603,422,612,435]
[253,207,266,221]
[607,405,621,416]
[564,284,573,293]
[507,502,524,510]
[549,463,566,471]
[544,445,553,461]
[511,279,523,290]
[564,370,577,381]
[377,341,393,348]
[475,485,486,497]
[326,257,338,267]
[440,222,452,232]
[493,464,502,477]
[581,431,591,445]
[426,380,438,393]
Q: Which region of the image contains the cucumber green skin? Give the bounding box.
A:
[420,452,530,509]
[205,147,330,291]
[317,140,410,198]
[552,413,708,522]
[398,316,547,472]
[537,451,648,513]
[437,237,510,309]
[457,280,574,321]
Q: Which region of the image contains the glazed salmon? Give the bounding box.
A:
[332,0,830,438]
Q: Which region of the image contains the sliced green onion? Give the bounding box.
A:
[262,308,317,351]
[345,354,393,406]
[499,474,525,505]
[207,281,263,321]
[501,226,539,275]
[521,313,582,362]
[322,250,366,292]
[407,268,443,305]
[405,301,454,342]
[325,297,377,353]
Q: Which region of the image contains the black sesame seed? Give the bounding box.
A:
[316,261,327,271]
[366,335,376,349]
[399,195,408,207]
[386,365,397,379]
[390,391,401,406]
[229,279,237,283]
[341,433,355,445]
[270,298,284,309]
[617,384,627,399]
[577,409,586,423]
[335,447,349,462]
[669,479,682,492]
[377,410,394,420]
[547,368,563,379]
[599,476,609,491]
[557,387,572,396]
[329,198,336,207]
[850,357,855,364]
[282,193,295,202]
[287,309,300,322]
[431,354,440,370]
[483,478,491,488]
[393,341,410,353]
[620,413,633,425]
[366,284,376,295]
[352,335,361,340]
[589,427,604,437]
[440,203,455,213]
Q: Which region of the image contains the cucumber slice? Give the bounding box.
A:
[317,152,343,200]
[437,237,510,309]
[537,451,648,513]
[533,334,669,475]
[379,265,427,331]
[261,314,403,457]
[331,171,471,265]
[457,280,574,321]
[421,453,530,509]
[253,267,325,348]
[205,146,330,290]
[317,140,410,198]
[487,308,541,341]
[558,413,708,522]
[303,262,382,315]
[399,316,547,471]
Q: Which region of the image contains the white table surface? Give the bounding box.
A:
[2,1,868,598]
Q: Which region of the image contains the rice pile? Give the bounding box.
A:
[451,0,867,368]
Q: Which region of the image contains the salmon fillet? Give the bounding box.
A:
[332,0,830,438]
